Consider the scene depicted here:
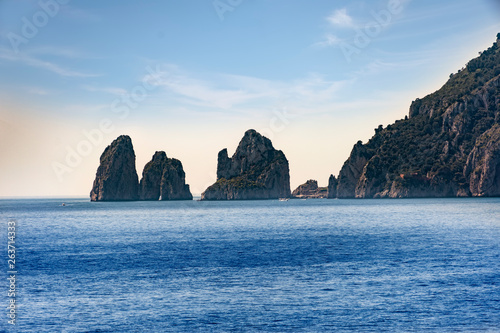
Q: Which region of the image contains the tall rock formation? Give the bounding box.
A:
[139,151,167,200]
[139,151,193,200]
[329,34,500,198]
[90,135,139,201]
[327,175,338,199]
[202,129,291,200]
[160,157,193,200]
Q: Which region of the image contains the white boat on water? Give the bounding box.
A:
[279,198,289,201]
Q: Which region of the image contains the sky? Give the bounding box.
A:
[0,0,499,198]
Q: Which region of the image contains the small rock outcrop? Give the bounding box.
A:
[292,180,328,198]
[202,129,291,200]
[139,151,193,201]
[90,135,139,201]
[464,124,500,196]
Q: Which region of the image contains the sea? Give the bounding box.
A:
[1,197,499,332]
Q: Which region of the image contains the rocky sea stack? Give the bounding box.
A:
[90,135,139,201]
[91,136,192,201]
[327,175,338,199]
[139,151,192,200]
[329,35,500,198]
[292,180,328,199]
[202,129,291,200]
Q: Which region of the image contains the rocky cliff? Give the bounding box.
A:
[464,124,500,196]
[90,135,139,201]
[292,180,328,199]
[139,151,167,200]
[202,129,291,200]
[330,34,500,198]
[139,151,193,200]
[336,141,372,198]
[327,175,338,199]
[159,157,193,200]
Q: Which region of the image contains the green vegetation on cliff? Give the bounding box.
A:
[334,34,500,198]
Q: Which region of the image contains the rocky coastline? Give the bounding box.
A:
[90,35,500,201]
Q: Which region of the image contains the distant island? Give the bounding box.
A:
[90,34,500,201]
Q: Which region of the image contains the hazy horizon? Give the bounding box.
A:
[1,0,500,197]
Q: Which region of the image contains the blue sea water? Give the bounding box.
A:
[1,198,500,332]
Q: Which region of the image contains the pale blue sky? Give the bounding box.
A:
[1,0,499,197]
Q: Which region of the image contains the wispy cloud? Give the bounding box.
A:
[27,87,51,96]
[143,64,353,113]
[59,5,101,22]
[23,57,99,78]
[347,58,432,79]
[62,103,110,114]
[313,8,355,48]
[0,47,101,78]
[327,8,354,27]
[148,73,255,109]
[82,85,128,96]
[314,34,342,48]
[26,46,98,59]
